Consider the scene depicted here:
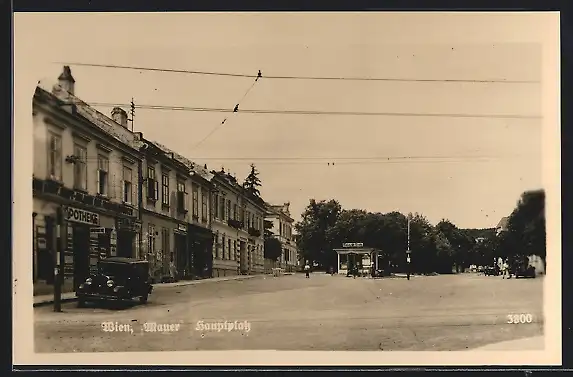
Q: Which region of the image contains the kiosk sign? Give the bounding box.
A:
[343,242,363,248]
[64,206,100,226]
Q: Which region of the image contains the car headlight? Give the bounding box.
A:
[106,280,114,287]
[85,278,92,285]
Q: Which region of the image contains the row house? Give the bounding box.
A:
[32,66,142,295]
[210,169,265,277]
[135,135,215,281]
[265,202,299,272]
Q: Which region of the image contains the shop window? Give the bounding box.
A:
[96,154,109,196]
[73,144,87,190]
[122,165,133,204]
[147,224,156,255]
[47,132,62,181]
[161,227,170,263]
[233,241,237,260]
[161,173,169,206]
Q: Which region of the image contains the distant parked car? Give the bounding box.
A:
[513,265,536,278]
[76,257,153,308]
[483,266,499,276]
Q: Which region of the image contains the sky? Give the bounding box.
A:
[15,12,555,229]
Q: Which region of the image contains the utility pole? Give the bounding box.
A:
[53,207,66,312]
[129,98,135,132]
[407,214,411,280]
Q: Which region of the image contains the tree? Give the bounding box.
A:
[295,199,342,268]
[502,189,546,269]
[243,163,262,197]
[264,237,282,261]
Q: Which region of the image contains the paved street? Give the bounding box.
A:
[34,273,543,352]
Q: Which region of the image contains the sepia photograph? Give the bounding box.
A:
[13,11,560,367]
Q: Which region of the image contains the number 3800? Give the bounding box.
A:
[507,314,534,324]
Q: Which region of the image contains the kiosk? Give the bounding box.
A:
[333,243,382,276]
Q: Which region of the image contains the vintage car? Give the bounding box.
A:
[76,257,153,307]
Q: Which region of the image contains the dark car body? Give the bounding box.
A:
[512,265,536,278]
[76,257,153,307]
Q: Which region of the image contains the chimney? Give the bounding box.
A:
[58,66,76,94]
[111,107,129,128]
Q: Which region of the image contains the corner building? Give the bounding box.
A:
[32,67,142,295]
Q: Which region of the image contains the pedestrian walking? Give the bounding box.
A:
[502,259,510,279]
[304,261,310,278]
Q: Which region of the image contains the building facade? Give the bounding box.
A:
[135,135,215,282]
[210,170,265,277]
[32,67,142,295]
[265,202,298,272]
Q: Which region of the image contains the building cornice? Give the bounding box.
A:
[34,95,143,160]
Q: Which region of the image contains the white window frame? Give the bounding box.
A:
[122,165,133,204]
[96,154,110,196]
[47,132,62,181]
[73,143,87,190]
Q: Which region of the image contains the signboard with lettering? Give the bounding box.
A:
[90,227,106,234]
[64,206,100,226]
[343,242,364,248]
[64,225,74,276]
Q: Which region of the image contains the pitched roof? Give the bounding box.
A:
[150,141,214,181]
[35,79,141,151]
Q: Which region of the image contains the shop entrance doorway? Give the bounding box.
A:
[72,225,90,290]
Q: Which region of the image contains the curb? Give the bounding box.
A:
[33,273,275,307]
[33,295,78,308]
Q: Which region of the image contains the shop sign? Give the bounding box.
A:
[90,227,106,234]
[64,206,100,225]
[343,242,363,248]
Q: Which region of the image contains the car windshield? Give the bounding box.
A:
[98,262,129,277]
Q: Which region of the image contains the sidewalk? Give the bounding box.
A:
[33,273,273,307]
[473,336,545,350]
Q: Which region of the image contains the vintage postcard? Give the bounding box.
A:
[13,11,561,367]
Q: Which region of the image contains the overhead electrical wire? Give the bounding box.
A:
[86,102,540,120]
[56,62,540,84]
[75,154,536,165]
[192,70,262,149]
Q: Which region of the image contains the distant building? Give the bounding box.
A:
[496,216,509,236]
[210,169,265,277]
[264,202,298,272]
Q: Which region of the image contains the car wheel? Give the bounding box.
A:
[77,298,86,308]
[139,294,148,304]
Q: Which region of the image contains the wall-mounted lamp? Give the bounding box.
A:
[65,155,80,164]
